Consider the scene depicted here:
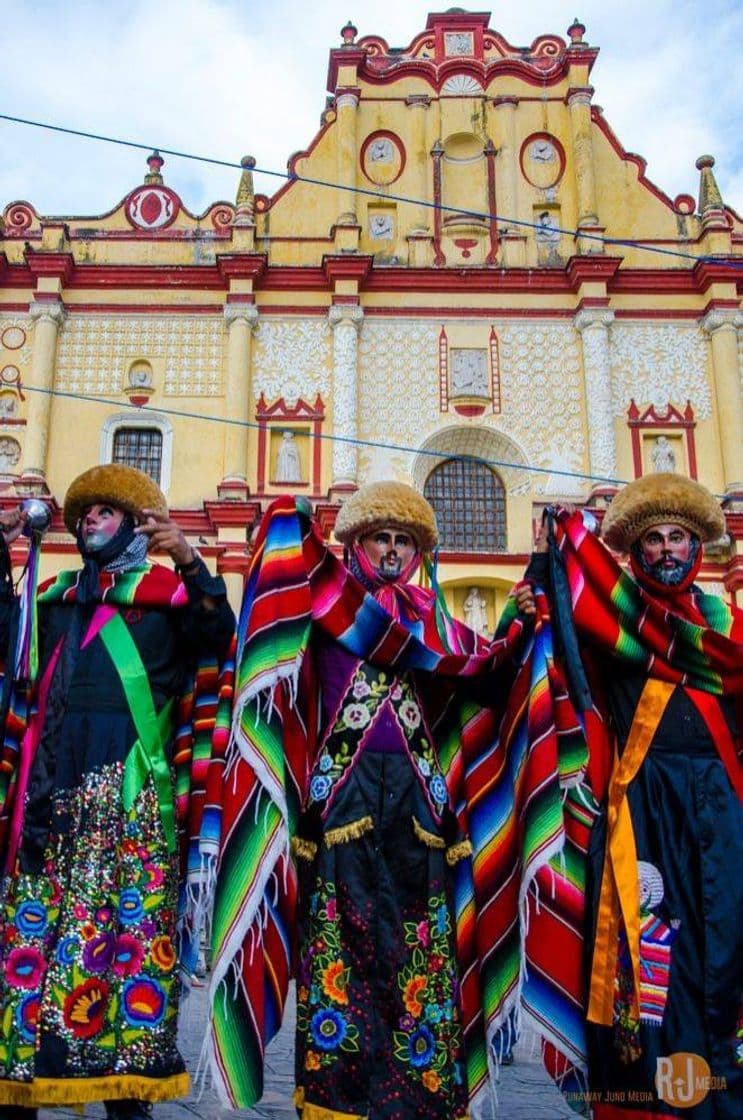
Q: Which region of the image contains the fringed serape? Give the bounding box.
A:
[204,497,583,1114]
[517,509,743,1106]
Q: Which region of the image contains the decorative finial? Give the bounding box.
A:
[567,18,586,44]
[234,155,256,227]
[144,151,164,185]
[341,20,357,45]
[696,154,725,223]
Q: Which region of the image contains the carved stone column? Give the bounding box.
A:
[329,305,363,485]
[335,90,359,223]
[22,299,66,478]
[405,94,431,233]
[701,309,743,494]
[222,303,259,491]
[567,88,600,251]
[575,308,616,484]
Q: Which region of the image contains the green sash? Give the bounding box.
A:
[97,613,177,853]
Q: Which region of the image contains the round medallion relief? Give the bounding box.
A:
[520,133,565,190]
[361,132,405,186]
[1,327,26,350]
[125,186,181,230]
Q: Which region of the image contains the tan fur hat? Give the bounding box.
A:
[63,464,167,535]
[334,480,438,552]
[601,472,725,552]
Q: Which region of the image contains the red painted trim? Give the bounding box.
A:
[627,399,698,479]
[485,143,499,265]
[431,146,445,266]
[217,254,267,284]
[519,132,566,190]
[438,327,448,412]
[693,258,740,292]
[591,110,680,213]
[322,255,373,286]
[25,251,74,282]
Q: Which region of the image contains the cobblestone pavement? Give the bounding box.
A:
[39,984,575,1120]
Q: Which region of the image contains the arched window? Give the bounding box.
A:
[101,413,172,493]
[112,427,163,483]
[424,458,506,552]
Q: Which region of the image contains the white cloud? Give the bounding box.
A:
[1,0,740,221]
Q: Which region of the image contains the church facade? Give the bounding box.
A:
[1,9,741,620]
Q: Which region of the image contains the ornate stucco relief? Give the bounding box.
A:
[252,320,331,404]
[55,316,224,396]
[357,321,440,484]
[357,319,586,495]
[497,322,586,493]
[609,323,711,418]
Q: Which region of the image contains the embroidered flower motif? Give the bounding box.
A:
[342,703,372,731]
[142,863,165,892]
[304,1050,321,1071]
[5,946,45,989]
[63,978,109,1039]
[399,1013,416,1032]
[417,757,431,777]
[122,977,166,1027]
[430,775,448,806]
[403,975,427,1018]
[318,753,333,773]
[310,1007,348,1052]
[390,683,403,701]
[325,897,337,922]
[82,932,116,974]
[321,960,348,1005]
[73,902,89,921]
[352,677,371,700]
[118,888,144,926]
[95,907,113,925]
[407,1024,435,1068]
[113,934,145,977]
[415,920,430,948]
[16,992,40,1043]
[309,775,332,802]
[15,900,48,938]
[398,699,421,731]
[150,935,176,973]
[422,1069,441,1092]
[81,921,97,941]
[57,936,79,965]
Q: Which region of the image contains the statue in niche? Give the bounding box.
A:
[651,435,676,473]
[536,211,560,245]
[0,437,20,468]
[276,430,302,483]
[0,394,17,418]
[463,587,489,635]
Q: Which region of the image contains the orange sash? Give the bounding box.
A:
[587,678,675,1026]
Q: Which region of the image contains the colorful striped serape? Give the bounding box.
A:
[204,497,583,1114]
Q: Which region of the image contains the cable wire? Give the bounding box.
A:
[1,113,741,269]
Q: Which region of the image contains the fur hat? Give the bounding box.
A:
[601,472,725,552]
[63,464,167,535]
[334,480,438,552]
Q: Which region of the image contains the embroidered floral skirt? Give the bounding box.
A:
[0,743,187,1108]
[586,744,743,1119]
[295,751,468,1120]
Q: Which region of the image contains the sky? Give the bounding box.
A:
[1,0,741,221]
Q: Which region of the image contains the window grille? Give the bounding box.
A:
[112,427,163,484]
[424,458,506,551]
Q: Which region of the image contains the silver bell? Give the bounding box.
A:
[20,498,51,537]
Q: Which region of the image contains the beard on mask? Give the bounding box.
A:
[631,534,701,588]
